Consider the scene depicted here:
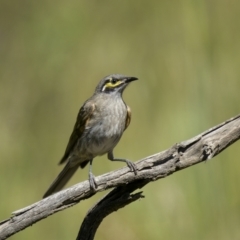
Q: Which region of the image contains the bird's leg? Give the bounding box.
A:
[107,151,137,175]
[88,159,97,191]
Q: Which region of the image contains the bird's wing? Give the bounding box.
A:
[59,101,95,164]
[125,105,131,130]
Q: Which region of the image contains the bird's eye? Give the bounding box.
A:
[111,78,117,84]
[102,78,121,92]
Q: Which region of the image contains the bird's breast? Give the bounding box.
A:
[79,98,127,157]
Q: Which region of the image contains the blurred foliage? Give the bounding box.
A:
[1,0,240,239]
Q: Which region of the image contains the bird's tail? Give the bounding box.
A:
[43,162,79,198]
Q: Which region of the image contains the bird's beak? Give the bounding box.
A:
[124,76,138,83]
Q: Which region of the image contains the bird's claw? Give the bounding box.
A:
[89,172,97,192]
[126,160,137,175]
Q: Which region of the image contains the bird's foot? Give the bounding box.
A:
[89,172,97,192]
[125,160,137,175]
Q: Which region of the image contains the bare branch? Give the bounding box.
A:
[0,114,240,240]
[77,180,146,240]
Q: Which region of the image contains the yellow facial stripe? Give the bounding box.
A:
[105,81,122,88]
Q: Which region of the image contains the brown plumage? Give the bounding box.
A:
[43,74,138,198]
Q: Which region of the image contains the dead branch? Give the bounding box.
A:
[0,114,240,240]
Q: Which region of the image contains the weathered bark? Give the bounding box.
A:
[0,114,240,240]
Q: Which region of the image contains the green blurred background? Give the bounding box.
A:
[1,0,240,239]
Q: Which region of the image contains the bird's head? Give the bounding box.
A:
[95,74,138,95]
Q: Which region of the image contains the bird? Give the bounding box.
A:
[43,74,138,198]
